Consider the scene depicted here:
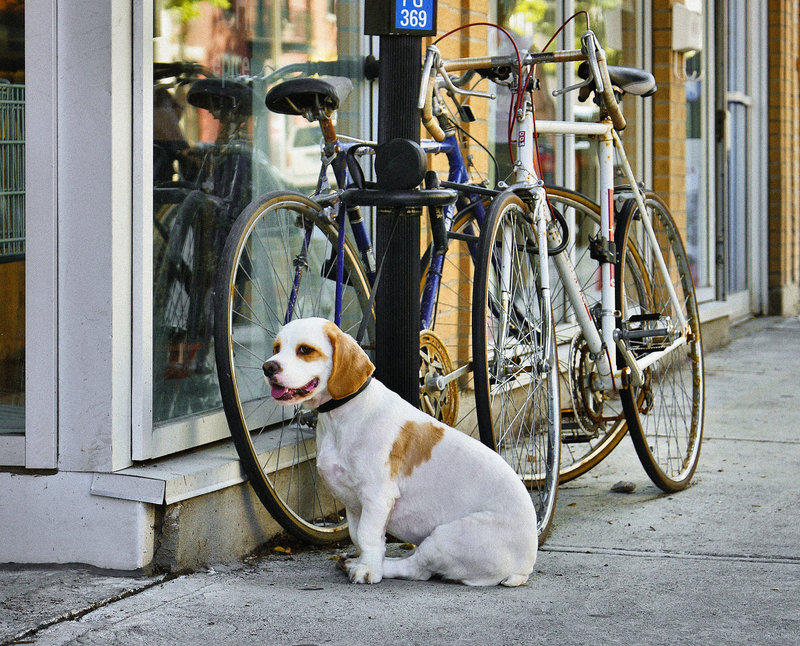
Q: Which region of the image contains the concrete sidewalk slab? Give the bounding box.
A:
[0,566,165,644]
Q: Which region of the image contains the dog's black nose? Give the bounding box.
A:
[263,360,281,379]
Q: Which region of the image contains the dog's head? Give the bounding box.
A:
[263,317,375,409]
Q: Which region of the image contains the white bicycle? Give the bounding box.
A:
[420,27,705,539]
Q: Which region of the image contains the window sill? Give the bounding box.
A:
[91,438,248,505]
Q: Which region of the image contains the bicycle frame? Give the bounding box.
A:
[415,29,692,392]
[528,117,689,388]
[289,129,487,335]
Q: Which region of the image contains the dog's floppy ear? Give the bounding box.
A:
[324,322,375,399]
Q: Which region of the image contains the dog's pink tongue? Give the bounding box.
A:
[271,384,289,399]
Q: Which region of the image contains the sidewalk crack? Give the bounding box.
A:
[1,574,172,646]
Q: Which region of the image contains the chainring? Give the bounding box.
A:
[419,330,459,427]
[567,333,611,438]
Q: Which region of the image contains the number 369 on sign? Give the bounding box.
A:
[396,0,430,29]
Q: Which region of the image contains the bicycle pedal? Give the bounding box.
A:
[562,432,596,444]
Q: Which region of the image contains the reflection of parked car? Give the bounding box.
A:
[285,124,324,189]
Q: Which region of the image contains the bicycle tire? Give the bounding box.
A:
[616,192,704,491]
[214,190,373,543]
[544,187,630,482]
[472,190,560,544]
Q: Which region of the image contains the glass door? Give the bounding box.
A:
[725,0,765,316]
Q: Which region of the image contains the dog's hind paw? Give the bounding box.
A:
[500,573,529,587]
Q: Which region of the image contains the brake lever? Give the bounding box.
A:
[581,31,604,94]
[418,45,440,109]
[552,76,593,98]
[439,68,496,101]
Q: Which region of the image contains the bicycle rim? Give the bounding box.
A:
[545,187,630,482]
[616,192,704,491]
[472,191,560,544]
[214,190,372,543]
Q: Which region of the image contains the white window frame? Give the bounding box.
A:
[0,0,59,468]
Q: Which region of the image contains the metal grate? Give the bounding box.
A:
[1,81,25,259]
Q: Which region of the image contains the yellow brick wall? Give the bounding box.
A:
[651,0,687,235]
[418,0,494,353]
[767,0,800,314]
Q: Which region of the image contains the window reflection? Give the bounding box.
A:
[152,0,361,425]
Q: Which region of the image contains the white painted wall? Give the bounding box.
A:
[0,471,155,569]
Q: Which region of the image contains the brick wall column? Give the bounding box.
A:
[767,0,800,315]
[651,0,687,234]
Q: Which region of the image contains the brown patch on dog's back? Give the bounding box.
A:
[388,421,445,479]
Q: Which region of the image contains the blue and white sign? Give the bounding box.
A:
[395,0,434,32]
[364,0,437,36]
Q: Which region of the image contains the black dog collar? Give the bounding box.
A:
[317,377,373,413]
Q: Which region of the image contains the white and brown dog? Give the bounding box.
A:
[263,317,538,586]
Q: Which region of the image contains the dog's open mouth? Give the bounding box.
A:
[270,377,320,402]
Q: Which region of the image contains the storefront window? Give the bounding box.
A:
[495,1,642,322]
[493,1,558,184]
[725,0,748,295]
[0,0,25,436]
[151,0,364,426]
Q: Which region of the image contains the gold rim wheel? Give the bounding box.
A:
[419,330,459,427]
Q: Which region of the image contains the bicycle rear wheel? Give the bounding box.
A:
[545,187,630,482]
[214,190,372,543]
[616,192,704,491]
[472,191,560,544]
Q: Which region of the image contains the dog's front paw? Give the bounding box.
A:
[342,558,382,584]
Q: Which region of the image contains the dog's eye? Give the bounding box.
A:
[297,345,315,356]
[273,342,281,354]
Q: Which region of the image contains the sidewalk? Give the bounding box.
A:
[2,317,799,646]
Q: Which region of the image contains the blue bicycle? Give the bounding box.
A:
[214,69,583,544]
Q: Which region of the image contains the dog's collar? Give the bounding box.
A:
[317,377,372,413]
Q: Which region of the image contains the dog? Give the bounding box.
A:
[263,317,538,586]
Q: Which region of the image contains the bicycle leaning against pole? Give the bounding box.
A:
[211,69,490,544]
[418,26,704,508]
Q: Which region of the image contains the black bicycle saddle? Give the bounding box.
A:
[265,76,353,117]
[187,78,254,117]
[577,61,657,97]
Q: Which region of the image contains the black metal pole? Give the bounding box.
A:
[375,35,421,406]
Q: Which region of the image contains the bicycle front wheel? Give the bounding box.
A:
[214,190,372,543]
[616,192,704,491]
[472,191,560,544]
